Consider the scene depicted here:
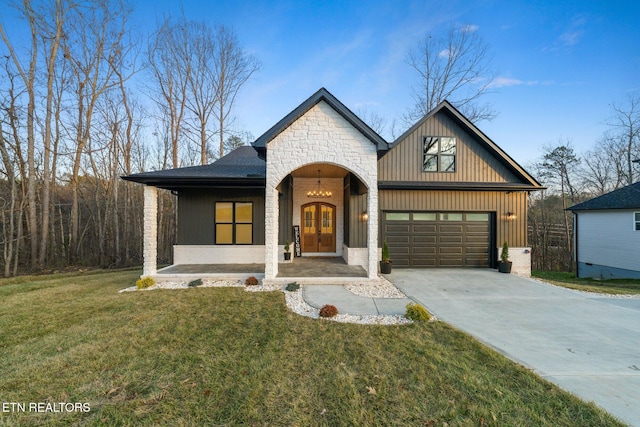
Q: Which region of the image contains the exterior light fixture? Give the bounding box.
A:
[307,169,332,198]
[361,211,368,221]
[505,212,516,221]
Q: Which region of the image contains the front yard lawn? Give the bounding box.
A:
[533,270,640,295]
[0,270,625,426]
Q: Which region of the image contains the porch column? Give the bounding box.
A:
[143,185,158,277]
[367,184,379,279]
[264,185,279,279]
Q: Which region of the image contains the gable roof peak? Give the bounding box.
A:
[388,100,543,189]
[252,87,388,150]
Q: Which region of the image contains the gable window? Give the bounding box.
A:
[423,137,456,172]
[635,212,640,231]
[215,202,253,244]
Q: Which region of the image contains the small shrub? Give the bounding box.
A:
[135,276,155,290]
[245,276,259,287]
[382,240,390,263]
[501,241,510,263]
[285,282,300,292]
[404,303,431,321]
[188,279,203,287]
[319,304,338,318]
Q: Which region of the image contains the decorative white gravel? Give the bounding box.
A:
[344,275,407,298]
[119,278,413,325]
[283,287,412,325]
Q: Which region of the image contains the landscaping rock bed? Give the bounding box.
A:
[119,278,411,325]
[345,276,407,298]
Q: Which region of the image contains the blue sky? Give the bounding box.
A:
[143,0,635,166]
[6,0,640,166]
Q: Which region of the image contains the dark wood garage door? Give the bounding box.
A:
[383,212,493,268]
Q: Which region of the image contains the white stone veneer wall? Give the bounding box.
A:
[143,186,158,277]
[342,244,369,266]
[265,100,379,279]
[174,245,266,264]
[499,246,531,277]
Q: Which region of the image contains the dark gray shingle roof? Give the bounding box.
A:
[569,182,640,210]
[122,146,266,189]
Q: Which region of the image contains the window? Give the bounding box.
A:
[386,212,410,221]
[215,202,253,244]
[440,213,463,221]
[423,137,456,172]
[635,212,640,231]
[466,213,489,221]
[413,213,436,221]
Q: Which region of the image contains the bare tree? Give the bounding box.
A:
[148,19,259,164]
[406,23,496,123]
[0,0,39,269]
[36,0,67,268]
[61,0,133,262]
[0,121,19,277]
[0,58,28,276]
[148,17,191,169]
[605,96,640,186]
[184,21,219,165]
[213,26,260,158]
[356,108,387,136]
[580,143,617,195]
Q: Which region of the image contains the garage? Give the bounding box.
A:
[383,212,495,268]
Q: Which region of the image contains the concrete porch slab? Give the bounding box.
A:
[153,264,265,281]
[278,257,367,278]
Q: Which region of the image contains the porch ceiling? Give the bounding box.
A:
[290,164,349,178]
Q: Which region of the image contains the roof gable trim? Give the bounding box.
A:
[252,87,388,150]
[388,100,542,188]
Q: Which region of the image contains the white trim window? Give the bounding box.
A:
[635,212,640,231]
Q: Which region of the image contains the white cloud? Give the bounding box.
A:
[460,24,479,34]
[438,49,451,58]
[559,30,584,47]
[487,77,542,88]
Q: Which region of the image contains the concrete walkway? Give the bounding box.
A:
[387,269,640,427]
[302,285,411,315]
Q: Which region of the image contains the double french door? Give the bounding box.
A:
[301,202,336,253]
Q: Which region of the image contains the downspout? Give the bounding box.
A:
[573,212,578,277]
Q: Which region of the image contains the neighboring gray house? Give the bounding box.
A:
[568,182,640,279]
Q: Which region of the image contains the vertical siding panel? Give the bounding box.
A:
[379,110,524,185]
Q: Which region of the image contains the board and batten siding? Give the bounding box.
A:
[177,189,266,245]
[343,173,368,248]
[379,189,529,248]
[378,111,521,183]
[576,210,640,273]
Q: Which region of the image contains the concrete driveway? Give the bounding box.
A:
[387,269,640,426]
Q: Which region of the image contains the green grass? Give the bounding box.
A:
[533,270,640,295]
[0,270,625,426]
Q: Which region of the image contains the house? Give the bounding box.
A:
[568,182,640,279]
[123,88,542,282]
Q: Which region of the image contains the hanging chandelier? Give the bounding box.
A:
[307,169,332,198]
